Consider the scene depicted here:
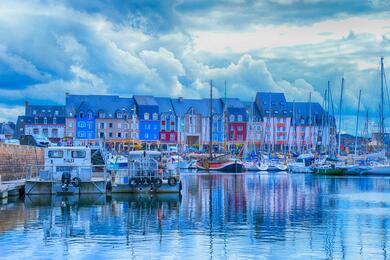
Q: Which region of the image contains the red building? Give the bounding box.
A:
[228,122,247,143]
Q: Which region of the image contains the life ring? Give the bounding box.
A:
[129,177,139,188]
[168,177,177,186]
[141,177,151,187]
[153,178,162,188]
[72,177,81,188]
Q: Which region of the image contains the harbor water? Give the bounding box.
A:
[0,172,389,259]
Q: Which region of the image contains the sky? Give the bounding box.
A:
[0,0,389,133]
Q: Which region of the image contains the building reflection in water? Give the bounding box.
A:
[0,173,388,259]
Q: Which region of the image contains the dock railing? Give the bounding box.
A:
[112,158,180,185]
[25,165,108,184]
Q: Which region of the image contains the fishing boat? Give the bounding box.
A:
[107,154,128,170]
[25,146,107,195]
[111,150,181,193]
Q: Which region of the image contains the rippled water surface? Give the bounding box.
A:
[1,172,389,259]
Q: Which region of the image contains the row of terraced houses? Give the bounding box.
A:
[15,92,336,152]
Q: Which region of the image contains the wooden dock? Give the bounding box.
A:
[0,178,25,199]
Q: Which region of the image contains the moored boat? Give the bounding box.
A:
[196,156,246,173]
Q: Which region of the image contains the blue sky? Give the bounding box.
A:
[0,0,389,133]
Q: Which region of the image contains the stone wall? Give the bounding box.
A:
[0,144,44,181]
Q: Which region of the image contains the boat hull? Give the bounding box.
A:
[196,161,246,173]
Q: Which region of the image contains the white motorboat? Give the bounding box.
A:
[288,153,314,173]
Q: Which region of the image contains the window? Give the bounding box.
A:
[109,132,113,138]
[144,113,150,120]
[237,115,243,122]
[117,132,122,138]
[44,117,47,124]
[78,131,86,138]
[230,126,234,131]
[152,113,158,120]
[55,110,59,116]
[237,134,243,141]
[109,123,113,128]
[78,121,86,128]
[53,117,56,124]
[99,132,104,138]
[145,133,149,139]
[116,112,123,119]
[87,112,93,119]
[161,114,166,120]
[237,126,243,131]
[48,150,63,158]
[72,150,86,158]
[52,129,58,137]
[87,122,93,129]
[161,133,166,139]
[33,110,36,115]
[229,115,235,122]
[99,123,105,129]
[170,115,174,121]
[34,117,38,124]
[170,134,175,140]
[118,123,121,129]
[124,123,129,129]
[99,112,105,118]
[42,128,48,136]
[79,112,84,119]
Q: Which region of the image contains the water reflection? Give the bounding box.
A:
[0,173,389,259]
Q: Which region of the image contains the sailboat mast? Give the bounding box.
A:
[380,57,384,150]
[309,92,312,152]
[209,80,213,159]
[223,80,227,153]
[337,77,344,156]
[354,89,361,156]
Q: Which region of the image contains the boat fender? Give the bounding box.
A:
[129,177,139,188]
[168,177,177,186]
[72,177,81,188]
[141,177,151,187]
[153,178,162,188]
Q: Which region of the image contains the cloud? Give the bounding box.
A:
[0,0,389,136]
[0,104,24,122]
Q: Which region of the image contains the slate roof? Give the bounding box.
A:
[66,94,134,118]
[26,105,65,117]
[171,98,210,117]
[134,95,158,106]
[155,97,175,114]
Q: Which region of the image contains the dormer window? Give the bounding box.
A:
[229,115,235,122]
[237,115,243,122]
[34,117,38,124]
[43,117,47,124]
[274,111,279,114]
[79,112,84,119]
[55,110,59,116]
[116,112,123,119]
[152,113,158,120]
[161,114,166,121]
[144,113,150,120]
[53,117,57,124]
[98,112,105,118]
[87,112,93,120]
[33,110,37,115]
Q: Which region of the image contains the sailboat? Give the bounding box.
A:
[196,80,246,173]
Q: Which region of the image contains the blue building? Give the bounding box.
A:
[134,95,160,142]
